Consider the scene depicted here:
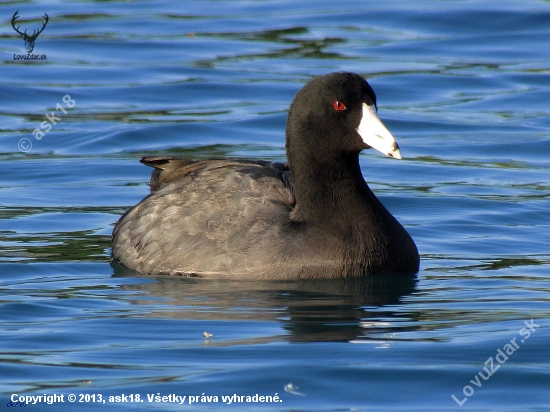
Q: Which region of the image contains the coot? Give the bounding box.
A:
[112,72,419,278]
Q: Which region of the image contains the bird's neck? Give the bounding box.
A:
[289,152,380,224]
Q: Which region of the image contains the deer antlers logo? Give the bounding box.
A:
[11,10,49,54]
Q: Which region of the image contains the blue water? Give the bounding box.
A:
[1,0,549,410]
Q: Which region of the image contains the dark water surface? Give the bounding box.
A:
[1,0,549,410]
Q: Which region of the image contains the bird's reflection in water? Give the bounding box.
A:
[113,263,417,343]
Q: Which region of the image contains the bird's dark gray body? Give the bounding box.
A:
[114,159,297,278]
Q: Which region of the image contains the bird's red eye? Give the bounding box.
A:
[332,101,346,111]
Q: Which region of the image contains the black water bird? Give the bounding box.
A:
[112,72,419,278]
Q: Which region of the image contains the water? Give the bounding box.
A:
[1,0,549,410]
